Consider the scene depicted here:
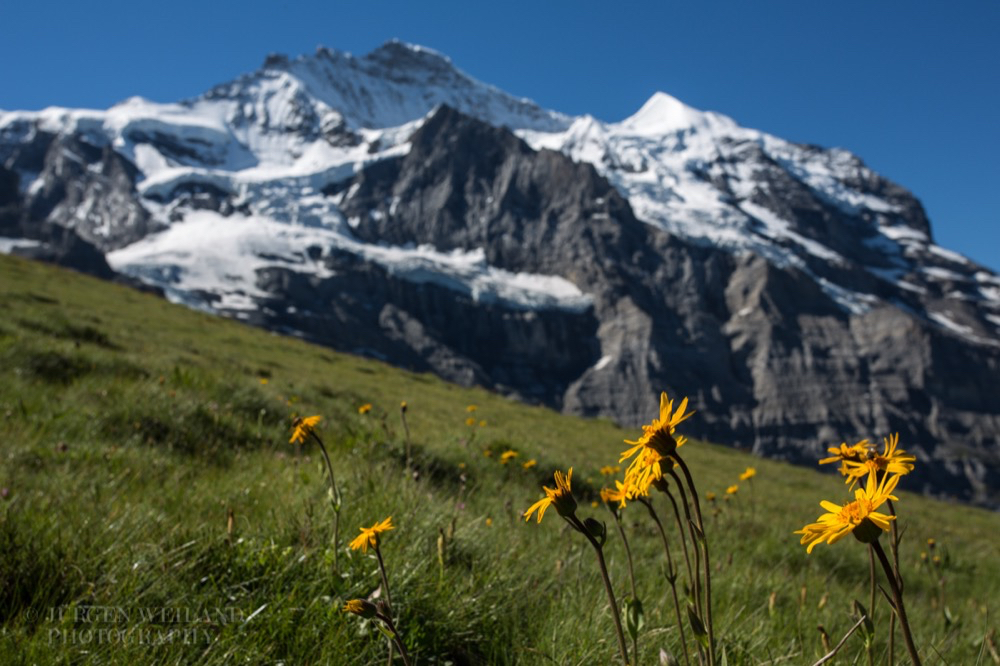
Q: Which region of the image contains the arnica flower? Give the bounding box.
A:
[289,415,321,444]
[706,491,717,501]
[466,417,477,427]
[400,401,408,412]
[522,459,537,469]
[739,467,756,481]
[600,480,629,509]
[620,392,692,496]
[358,403,372,415]
[600,465,621,476]
[466,404,477,413]
[840,433,915,487]
[500,449,518,464]
[524,468,577,523]
[796,472,900,553]
[349,516,394,553]
[342,598,377,618]
[819,439,872,477]
[726,484,739,495]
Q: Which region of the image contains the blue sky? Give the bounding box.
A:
[2,0,997,272]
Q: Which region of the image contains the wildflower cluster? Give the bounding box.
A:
[796,433,923,665]
[524,391,717,665]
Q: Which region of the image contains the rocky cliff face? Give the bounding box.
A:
[2,41,998,505]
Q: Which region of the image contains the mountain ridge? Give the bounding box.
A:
[1,40,998,505]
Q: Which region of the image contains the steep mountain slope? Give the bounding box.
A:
[1,40,998,504]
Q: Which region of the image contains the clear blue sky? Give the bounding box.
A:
[2,0,997,272]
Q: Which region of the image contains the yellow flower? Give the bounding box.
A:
[400,401,408,412]
[479,420,487,427]
[841,433,915,487]
[796,473,900,553]
[485,517,493,526]
[523,468,576,523]
[620,392,692,496]
[259,378,269,385]
[349,516,394,553]
[466,417,477,427]
[600,480,630,508]
[522,459,537,469]
[358,403,372,415]
[500,449,518,464]
[289,415,321,444]
[342,599,377,618]
[599,465,621,476]
[739,467,756,481]
[466,404,477,413]
[726,484,739,495]
[818,439,872,477]
[706,492,716,501]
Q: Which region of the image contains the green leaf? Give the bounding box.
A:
[688,605,709,649]
[625,597,645,641]
[851,599,875,637]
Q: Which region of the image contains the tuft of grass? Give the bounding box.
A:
[1,253,998,664]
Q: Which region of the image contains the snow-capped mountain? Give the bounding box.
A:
[2,40,998,505]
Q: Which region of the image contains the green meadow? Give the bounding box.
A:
[1,253,998,665]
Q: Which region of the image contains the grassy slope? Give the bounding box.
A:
[0,253,997,665]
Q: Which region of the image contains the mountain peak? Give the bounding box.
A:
[619,91,735,134]
[364,39,453,69]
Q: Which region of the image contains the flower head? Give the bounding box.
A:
[522,459,537,469]
[523,468,577,523]
[349,516,394,553]
[796,473,900,553]
[289,415,321,444]
[342,598,377,618]
[600,480,629,509]
[739,467,756,481]
[358,403,372,415]
[726,484,739,495]
[466,404,477,413]
[600,465,621,476]
[840,433,915,487]
[500,449,519,464]
[620,392,692,496]
[819,439,872,477]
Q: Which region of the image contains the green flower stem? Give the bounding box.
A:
[638,497,692,666]
[569,514,631,666]
[872,539,922,666]
[309,430,341,572]
[666,468,703,620]
[375,545,398,666]
[609,508,640,665]
[661,480,695,593]
[376,611,412,666]
[673,455,715,666]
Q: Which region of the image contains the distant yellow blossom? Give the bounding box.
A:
[466,405,478,412]
[796,473,899,553]
[466,417,477,426]
[400,401,408,412]
[522,459,537,469]
[259,378,269,385]
[706,492,716,501]
[600,465,621,476]
[726,484,739,495]
[500,450,518,464]
[523,468,576,523]
[739,467,756,481]
[349,516,394,553]
[485,517,493,526]
[289,415,321,444]
[358,403,372,415]
[479,420,487,427]
[342,599,377,618]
